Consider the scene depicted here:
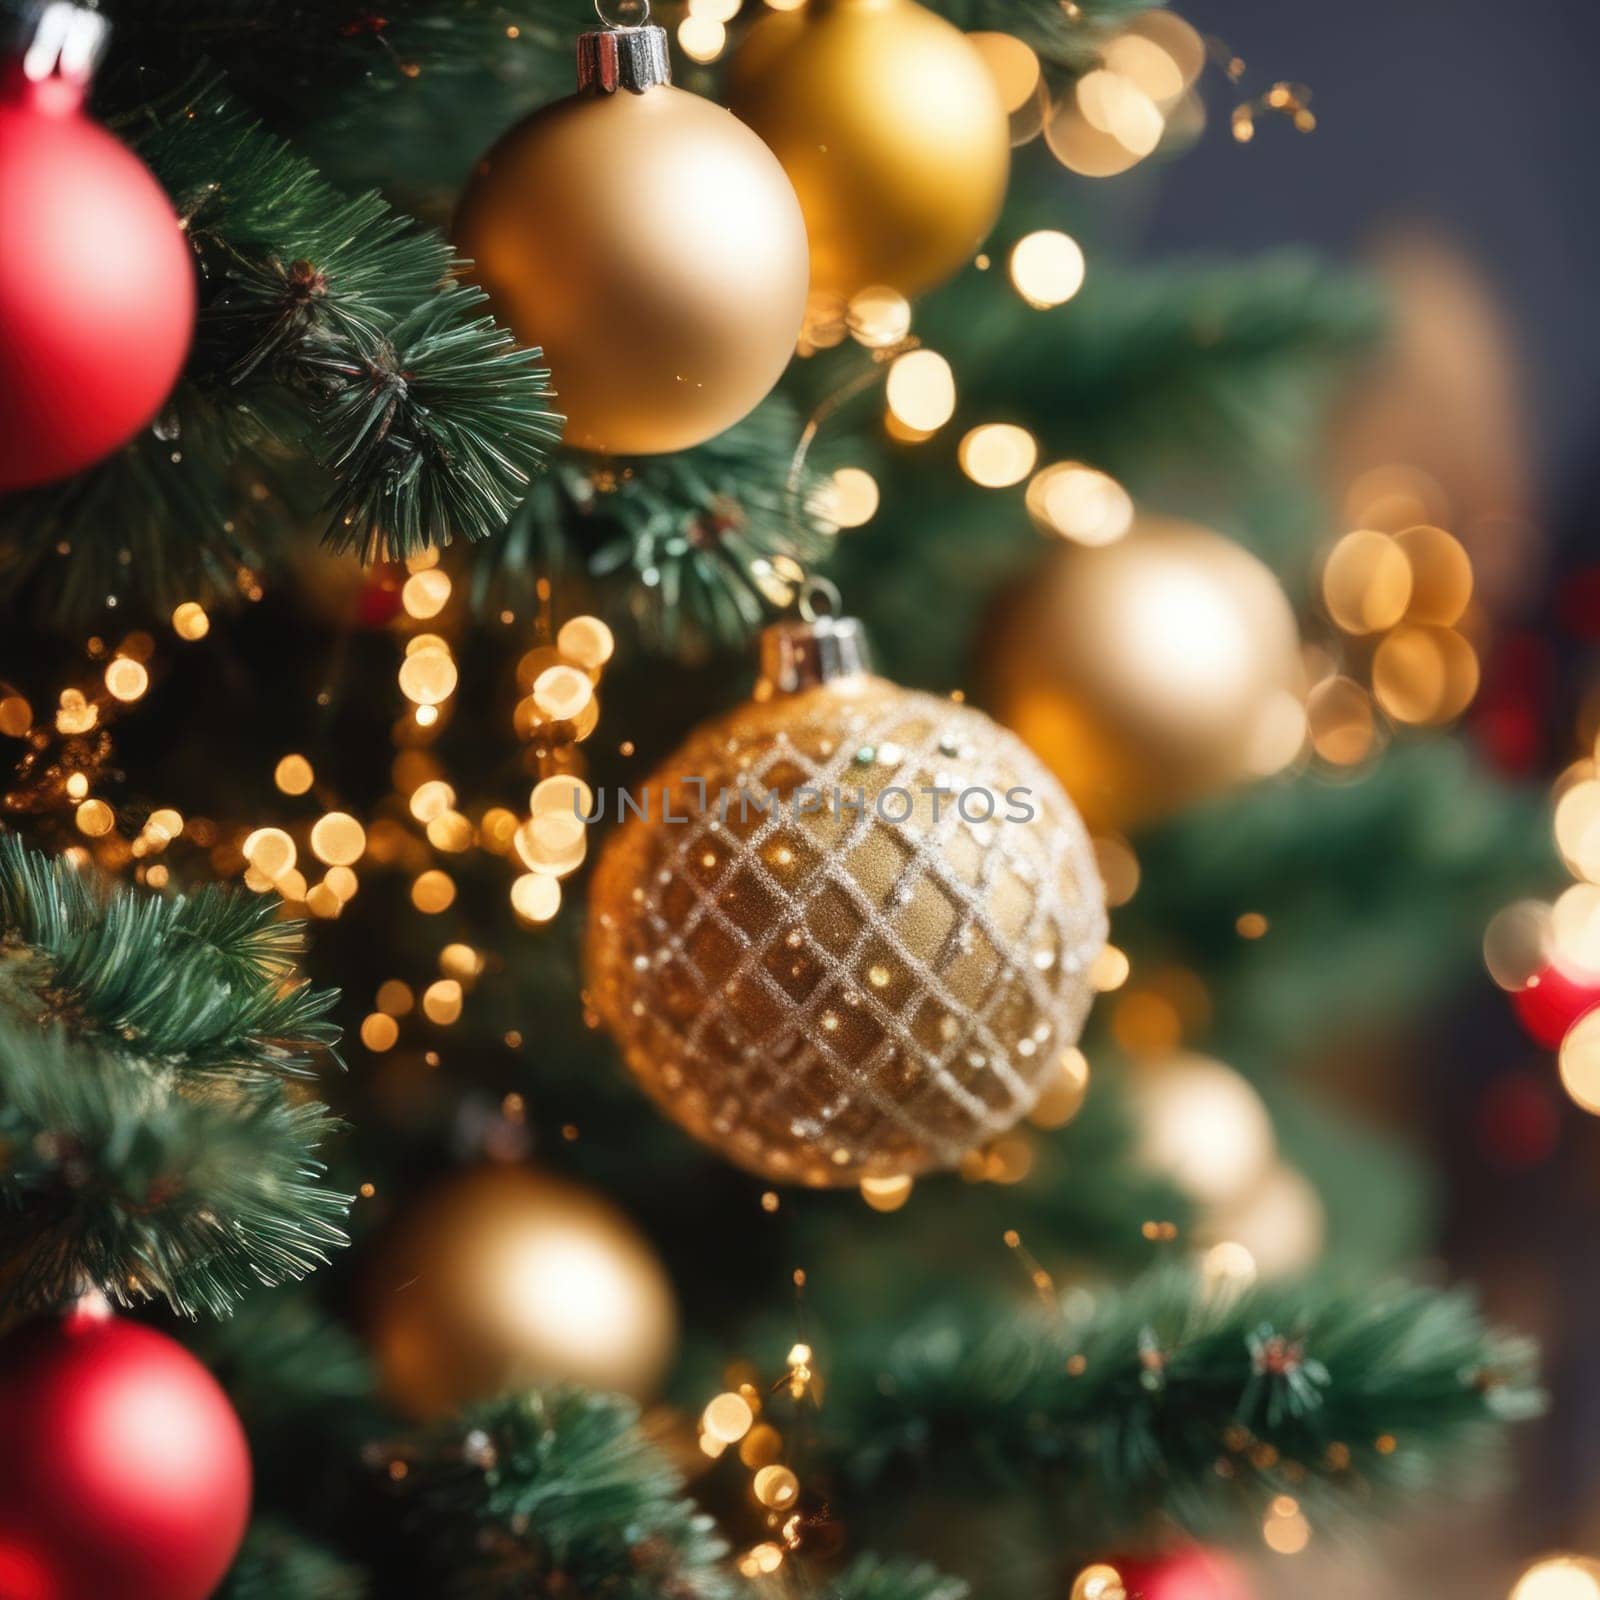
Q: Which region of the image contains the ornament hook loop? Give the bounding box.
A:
[798,577,843,623]
[594,0,650,27]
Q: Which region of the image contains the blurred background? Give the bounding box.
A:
[1155,2,1599,1592]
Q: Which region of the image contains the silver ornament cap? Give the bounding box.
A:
[757,615,874,697]
[10,1,109,84]
[576,23,671,93]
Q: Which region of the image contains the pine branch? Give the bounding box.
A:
[194,1287,376,1438]
[825,1269,1541,1546]
[0,835,339,1078]
[0,838,350,1317]
[0,85,558,622]
[394,1387,970,1600]
[1128,744,1559,1060]
[829,1558,970,1600]
[471,398,836,658]
[396,1388,742,1600]
[220,1520,370,1600]
[916,251,1384,485]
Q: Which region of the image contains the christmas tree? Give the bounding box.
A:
[0,1,1572,1596]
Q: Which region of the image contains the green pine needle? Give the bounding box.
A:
[0,837,350,1317]
[219,1520,370,1600]
[399,1388,741,1600]
[827,1268,1542,1545]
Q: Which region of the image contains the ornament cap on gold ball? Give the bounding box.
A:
[756,579,873,696]
[454,0,809,456]
[575,2,670,94]
[586,578,1107,1187]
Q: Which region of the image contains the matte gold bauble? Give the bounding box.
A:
[586,613,1106,1187]
[456,25,809,455]
[981,518,1304,833]
[729,0,1009,301]
[367,1165,677,1419]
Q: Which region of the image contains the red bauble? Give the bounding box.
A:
[0,1303,251,1600]
[0,65,195,491]
[1512,965,1600,1049]
[1112,1548,1254,1600]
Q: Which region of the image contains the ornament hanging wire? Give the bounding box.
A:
[595,0,650,27]
[798,577,842,622]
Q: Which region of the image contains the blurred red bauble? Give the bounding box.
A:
[1106,1548,1254,1600]
[0,55,195,491]
[0,1302,251,1600]
[1512,965,1600,1049]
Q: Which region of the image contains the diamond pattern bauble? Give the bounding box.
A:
[586,660,1106,1187]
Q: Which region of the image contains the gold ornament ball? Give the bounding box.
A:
[456,65,809,455]
[586,625,1106,1187]
[1127,1053,1276,1209]
[981,517,1304,833]
[367,1165,678,1419]
[729,0,1010,301]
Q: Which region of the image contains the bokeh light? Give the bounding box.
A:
[959,424,1038,488]
[1009,231,1086,309]
[1025,462,1134,545]
[886,350,957,433]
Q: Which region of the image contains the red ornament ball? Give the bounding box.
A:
[0,1303,251,1600]
[0,69,195,492]
[1512,964,1600,1049]
[1107,1548,1254,1600]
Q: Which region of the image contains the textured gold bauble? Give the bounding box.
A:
[456,69,809,454]
[367,1165,677,1419]
[981,517,1304,833]
[729,0,1009,301]
[586,633,1106,1187]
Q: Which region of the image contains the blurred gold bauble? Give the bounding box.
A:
[367,1165,677,1418]
[585,614,1106,1187]
[729,0,1009,300]
[1127,1052,1276,1209]
[456,28,808,455]
[981,517,1304,833]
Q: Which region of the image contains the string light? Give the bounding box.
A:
[75,799,114,837]
[556,616,615,672]
[103,657,149,702]
[411,870,457,913]
[818,467,880,530]
[1511,1558,1600,1600]
[310,812,366,866]
[1071,1564,1127,1600]
[360,1013,399,1052]
[171,601,210,640]
[959,424,1038,488]
[274,754,314,795]
[859,1174,913,1212]
[1262,1494,1311,1555]
[1025,462,1133,545]
[846,285,912,349]
[376,979,415,1016]
[401,568,451,619]
[242,827,296,880]
[1009,230,1086,309]
[968,31,1042,116]
[421,978,463,1024]
[511,873,561,923]
[885,349,956,433]
[678,15,726,61]
[702,1392,754,1444]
